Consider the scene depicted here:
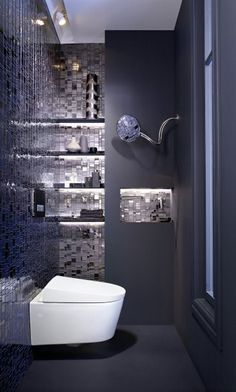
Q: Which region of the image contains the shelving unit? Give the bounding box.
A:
[32,118,105,124]
[45,217,105,223]
[45,185,105,189]
[17,150,105,157]
[47,151,104,156]
[43,118,105,223]
[29,117,106,280]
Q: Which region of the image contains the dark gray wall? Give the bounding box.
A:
[217,0,236,389]
[105,31,175,324]
[175,1,236,390]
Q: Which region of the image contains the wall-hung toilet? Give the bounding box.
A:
[30,276,126,345]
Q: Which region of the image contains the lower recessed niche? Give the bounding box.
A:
[120,188,172,223]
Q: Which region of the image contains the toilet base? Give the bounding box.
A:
[30,291,124,345]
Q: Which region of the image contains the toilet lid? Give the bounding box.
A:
[41,276,126,303]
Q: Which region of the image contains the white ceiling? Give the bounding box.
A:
[46,0,182,43]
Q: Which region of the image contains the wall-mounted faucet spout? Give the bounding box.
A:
[117,114,180,146]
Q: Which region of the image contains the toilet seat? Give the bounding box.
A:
[41,275,126,303]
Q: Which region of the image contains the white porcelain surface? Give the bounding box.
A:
[79,135,89,153]
[42,275,126,303]
[66,136,81,152]
[30,291,124,345]
[30,276,126,345]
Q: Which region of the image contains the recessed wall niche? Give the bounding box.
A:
[120,189,172,223]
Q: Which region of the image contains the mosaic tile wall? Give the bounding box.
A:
[54,44,105,119]
[46,189,105,218]
[59,223,105,280]
[120,189,172,223]
[15,123,105,154]
[0,0,59,391]
[0,2,106,391]
[14,154,105,187]
[35,124,105,153]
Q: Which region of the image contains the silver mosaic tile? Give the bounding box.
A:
[46,189,104,218]
[59,223,105,280]
[120,189,172,223]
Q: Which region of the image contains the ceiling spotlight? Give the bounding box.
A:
[56,11,67,26]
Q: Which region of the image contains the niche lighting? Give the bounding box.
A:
[120,188,172,223]
[58,188,104,194]
[59,222,105,227]
[58,122,104,128]
[120,188,172,195]
[57,155,105,160]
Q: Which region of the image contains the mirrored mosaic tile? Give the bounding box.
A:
[120,189,172,223]
[54,44,105,119]
[0,0,59,389]
[59,223,105,280]
[46,189,105,218]
[0,3,105,391]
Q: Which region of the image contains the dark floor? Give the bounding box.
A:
[17,326,205,392]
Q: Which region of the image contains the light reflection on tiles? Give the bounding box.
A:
[0,2,105,390]
[59,223,105,280]
[0,0,59,389]
[46,189,104,218]
[120,189,172,223]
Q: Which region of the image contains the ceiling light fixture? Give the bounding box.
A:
[55,11,67,26]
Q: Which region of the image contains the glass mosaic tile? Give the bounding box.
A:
[120,189,172,223]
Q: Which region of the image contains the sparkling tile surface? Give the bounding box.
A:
[120,189,172,223]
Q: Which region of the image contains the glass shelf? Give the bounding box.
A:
[14,150,105,157]
[30,183,105,189]
[46,185,104,190]
[45,217,105,222]
[47,151,105,156]
[30,118,105,124]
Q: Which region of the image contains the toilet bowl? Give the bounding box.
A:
[30,276,126,345]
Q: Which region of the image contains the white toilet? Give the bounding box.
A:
[30,276,126,345]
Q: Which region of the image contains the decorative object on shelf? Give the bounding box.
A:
[92,171,101,188]
[85,177,92,188]
[117,114,180,146]
[86,73,99,119]
[80,209,105,221]
[89,147,97,154]
[65,135,81,152]
[80,135,89,153]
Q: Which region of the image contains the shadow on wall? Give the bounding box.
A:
[32,329,137,360]
[111,131,174,172]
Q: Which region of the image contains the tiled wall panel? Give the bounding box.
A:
[59,223,105,280]
[54,44,105,119]
[33,124,105,153]
[0,3,105,391]
[0,0,59,390]
[120,189,172,223]
[46,189,105,218]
